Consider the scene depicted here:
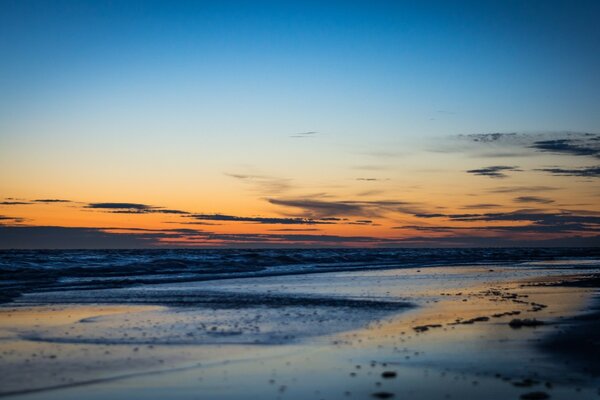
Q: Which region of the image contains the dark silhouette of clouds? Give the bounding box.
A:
[2,222,598,249]
[0,226,163,249]
[269,198,364,217]
[268,198,419,218]
[86,202,189,214]
[489,186,558,193]
[0,215,25,223]
[514,196,554,204]
[267,228,321,232]
[87,202,152,210]
[466,166,521,178]
[461,204,501,209]
[189,214,333,225]
[535,166,600,178]
[34,199,72,203]
[0,225,400,249]
[409,209,600,237]
[456,132,600,160]
[413,213,446,218]
[444,209,600,224]
[530,138,600,158]
[0,201,30,205]
[463,133,518,143]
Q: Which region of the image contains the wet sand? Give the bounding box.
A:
[1,262,600,399]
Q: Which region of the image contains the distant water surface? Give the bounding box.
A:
[1,248,599,303]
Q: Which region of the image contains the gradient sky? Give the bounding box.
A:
[1,0,599,248]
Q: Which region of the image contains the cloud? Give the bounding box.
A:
[0,215,25,223]
[189,213,333,225]
[356,189,386,197]
[461,204,501,209]
[535,166,600,178]
[455,132,600,160]
[409,209,600,237]
[488,186,558,193]
[267,228,322,232]
[267,197,419,218]
[529,137,600,159]
[443,209,600,224]
[33,199,72,203]
[86,202,190,214]
[444,210,600,233]
[356,178,389,182]
[87,202,152,210]
[0,201,30,205]
[466,165,521,178]
[514,196,554,204]
[413,213,446,218]
[463,133,518,143]
[0,226,165,249]
[290,131,317,138]
[226,173,292,194]
[268,198,364,217]
[2,221,598,249]
[0,225,401,249]
[348,219,374,225]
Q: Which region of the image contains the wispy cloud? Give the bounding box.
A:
[461,203,501,209]
[226,173,292,194]
[86,202,190,214]
[514,196,554,204]
[488,186,559,193]
[0,215,26,223]
[535,166,600,178]
[466,165,521,179]
[290,131,318,138]
[188,213,333,225]
[463,132,519,143]
[530,137,600,159]
[451,132,600,160]
[356,177,389,182]
[267,228,322,232]
[268,197,420,218]
[33,199,72,203]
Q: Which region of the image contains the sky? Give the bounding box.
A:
[1,0,599,248]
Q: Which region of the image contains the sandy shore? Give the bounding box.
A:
[1,262,599,399]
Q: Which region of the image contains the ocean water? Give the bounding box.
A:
[1,248,599,303]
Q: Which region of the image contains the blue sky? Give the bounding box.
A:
[2,0,599,135]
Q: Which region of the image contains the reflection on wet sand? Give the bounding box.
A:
[1,263,599,399]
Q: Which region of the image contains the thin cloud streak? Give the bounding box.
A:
[535,166,600,178]
[466,166,521,179]
[189,213,334,225]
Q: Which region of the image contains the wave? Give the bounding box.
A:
[1,248,599,303]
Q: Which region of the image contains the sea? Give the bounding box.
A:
[2,247,599,304]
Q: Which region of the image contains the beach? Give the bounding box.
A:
[1,251,599,400]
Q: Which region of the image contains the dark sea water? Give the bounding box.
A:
[1,248,599,303]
